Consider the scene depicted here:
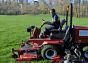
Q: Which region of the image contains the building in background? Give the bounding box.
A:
[0,0,6,3]
[71,0,88,4]
[32,1,39,6]
[0,0,29,3]
[18,0,29,3]
[11,0,18,2]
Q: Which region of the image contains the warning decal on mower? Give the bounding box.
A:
[79,30,88,36]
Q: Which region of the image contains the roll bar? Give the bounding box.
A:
[66,3,73,29]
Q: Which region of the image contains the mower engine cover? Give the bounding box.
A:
[27,25,35,32]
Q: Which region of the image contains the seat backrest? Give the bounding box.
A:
[60,19,65,28]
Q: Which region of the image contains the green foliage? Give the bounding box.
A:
[0,15,88,63]
[0,0,88,17]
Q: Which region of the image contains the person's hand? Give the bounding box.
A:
[43,21,47,24]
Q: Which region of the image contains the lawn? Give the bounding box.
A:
[0,14,88,63]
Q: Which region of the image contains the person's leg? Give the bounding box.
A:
[39,25,55,38]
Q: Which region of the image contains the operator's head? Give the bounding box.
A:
[50,9,56,16]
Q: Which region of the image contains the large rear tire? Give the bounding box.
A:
[41,45,59,59]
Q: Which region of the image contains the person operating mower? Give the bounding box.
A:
[39,9,60,38]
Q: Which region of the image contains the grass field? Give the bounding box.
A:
[0,14,88,63]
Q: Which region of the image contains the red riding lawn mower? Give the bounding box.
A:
[12,3,88,63]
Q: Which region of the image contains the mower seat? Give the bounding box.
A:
[50,26,69,39]
[60,19,66,29]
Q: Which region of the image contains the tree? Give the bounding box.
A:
[39,0,50,14]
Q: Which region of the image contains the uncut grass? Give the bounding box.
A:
[0,14,88,63]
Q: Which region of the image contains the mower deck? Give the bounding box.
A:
[14,45,41,62]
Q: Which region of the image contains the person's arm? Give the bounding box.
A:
[45,21,54,25]
[43,14,60,25]
[43,21,54,25]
